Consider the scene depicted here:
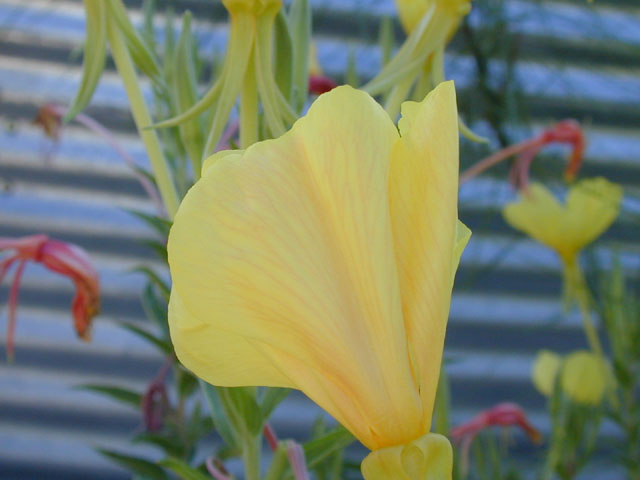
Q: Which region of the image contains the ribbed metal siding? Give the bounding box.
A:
[0,0,638,478]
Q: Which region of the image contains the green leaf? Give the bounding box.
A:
[199,380,240,450]
[220,386,263,436]
[140,239,168,262]
[78,384,141,408]
[259,387,290,419]
[160,458,211,480]
[65,0,107,121]
[378,16,394,67]
[304,426,355,469]
[133,432,186,458]
[107,0,162,82]
[98,449,169,480]
[177,368,199,399]
[119,321,171,354]
[173,11,205,177]
[287,0,311,113]
[141,282,170,335]
[274,10,293,102]
[345,47,359,88]
[133,266,170,301]
[127,209,172,237]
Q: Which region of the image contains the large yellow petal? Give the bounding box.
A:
[169,290,294,387]
[389,81,469,420]
[168,85,424,449]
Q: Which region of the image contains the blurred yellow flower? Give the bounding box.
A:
[532,350,562,397]
[395,0,471,36]
[561,350,607,406]
[168,82,470,479]
[504,178,622,307]
[503,178,622,267]
[222,0,281,15]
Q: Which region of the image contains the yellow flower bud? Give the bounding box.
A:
[532,350,562,397]
[361,433,453,480]
[561,350,607,406]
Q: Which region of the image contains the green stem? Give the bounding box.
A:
[568,261,604,358]
[383,74,414,120]
[243,434,262,480]
[264,443,289,480]
[106,12,180,218]
[202,12,254,157]
[240,52,259,149]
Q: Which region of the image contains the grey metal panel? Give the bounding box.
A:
[0,0,638,478]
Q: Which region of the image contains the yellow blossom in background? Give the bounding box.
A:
[561,350,607,406]
[532,349,609,406]
[503,178,622,266]
[532,350,562,397]
[395,0,471,37]
[168,82,470,479]
[503,178,622,304]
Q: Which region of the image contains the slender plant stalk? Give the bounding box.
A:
[243,434,262,480]
[240,50,259,149]
[106,13,180,218]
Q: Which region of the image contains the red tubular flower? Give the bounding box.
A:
[308,75,338,95]
[451,402,542,445]
[0,235,100,359]
[451,402,541,478]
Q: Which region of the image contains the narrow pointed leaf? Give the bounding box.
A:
[108,0,162,82]
[98,449,169,480]
[259,387,290,419]
[173,12,205,176]
[274,10,294,102]
[78,384,142,408]
[288,0,311,112]
[304,427,355,469]
[65,0,107,121]
[119,321,171,353]
[199,380,240,449]
[160,458,211,480]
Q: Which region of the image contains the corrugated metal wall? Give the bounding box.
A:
[0,0,638,478]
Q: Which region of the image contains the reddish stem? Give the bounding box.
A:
[48,104,166,217]
[263,423,279,452]
[205,457,232,480]
[459,138,539,185]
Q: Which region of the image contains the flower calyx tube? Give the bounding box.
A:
[152,0,300,156]
[366,0,483,141]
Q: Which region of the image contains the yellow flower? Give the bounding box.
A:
[561,350,607,406]
[395,0,471,36]
[168,81,470,479]
[503,178,622,266]
[222,0,281,16]
[367,0,483,141]
[532,350,562,397]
